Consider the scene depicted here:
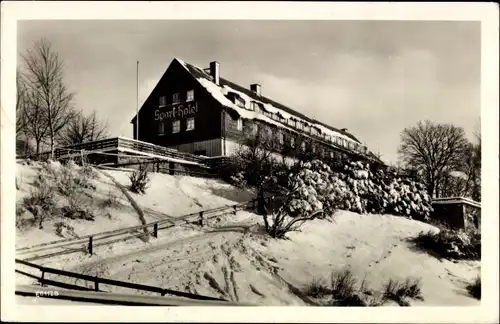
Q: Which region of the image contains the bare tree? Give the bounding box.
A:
[398,120,469,198]
[58,110,109,146]
[16,71,28,137]
[23,87,50,155]
[21,38,75,159]
[16,71,34,156]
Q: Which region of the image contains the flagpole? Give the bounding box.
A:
[136,60,139,140]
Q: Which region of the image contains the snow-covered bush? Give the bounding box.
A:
[412,228,481,260]
[129,162,150,194]
[22,175,58,229]
[329,160,432,219]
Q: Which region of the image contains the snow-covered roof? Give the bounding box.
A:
[176,58,377,158]
[432,197,481,208]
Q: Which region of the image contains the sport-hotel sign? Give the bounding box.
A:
[154,102,198,121]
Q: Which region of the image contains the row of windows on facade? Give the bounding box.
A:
[157,89,365,154]
[229,94,367,154]
[159,90,195,107]
[236,117,363,154]
[158,117,195,135]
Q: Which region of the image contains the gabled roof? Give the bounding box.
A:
[133,58,382,163]
[179,58,362,144]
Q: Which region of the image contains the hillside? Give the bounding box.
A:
[15,161,480,306]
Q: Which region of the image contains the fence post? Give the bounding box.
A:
[40,269,45,286]
[199,211,204,227]
[94,278,99,291]
[80,149,85,167]
[233,205,237,215]
[88,236,93,255]
[153,223,158,238]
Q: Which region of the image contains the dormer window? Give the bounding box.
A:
[250,102,262,113]
[304,124,310,133]
[235,96,246,108]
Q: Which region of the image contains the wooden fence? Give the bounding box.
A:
[16,284,250,306]
[21,137,207,165]
[17,198,261,262]
[15,259,229,302]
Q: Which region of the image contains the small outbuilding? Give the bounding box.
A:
[431,197,481,231]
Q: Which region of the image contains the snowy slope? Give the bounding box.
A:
[15,161,254,248]
[30,210,480,306]
[16,161,480,306]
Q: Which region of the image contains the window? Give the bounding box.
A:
[301,141,306,151]
[312,145,316,153]
[278,132,284,145]
[290,136,295,148]
[298,122,304,130]
[249,123,258,134]
[266,128,273,139]
[236,97,246,108]
[172,120,180,133]
[251,102,261,113]
[330,151,334,159]
[159,96,167,107]
[236,118,243,131]
[186,117,195,131]
[311,127,318,136]
[158,122,165,135]
[304,124,310,133]
[172,93,180,104]
[186,90,194,102]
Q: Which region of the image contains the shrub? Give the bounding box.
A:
[129,162,150,194]
[467,275,481,299]
[22,176,57,229]
[54,221,76,237]
[82,165,99,180]
[412,228,481,260]
[302,268,387,306]
[383,277,423,306]
[16,205,36,231]
[62,197,96,221]
[303,278,332,299]
[100,190,121,209]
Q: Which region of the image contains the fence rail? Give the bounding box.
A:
[21,137,208,165]
[17,198,261,261]
[15,259,229,302]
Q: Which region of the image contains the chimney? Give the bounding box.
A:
[250,84,261,96]
[209,61,220,85]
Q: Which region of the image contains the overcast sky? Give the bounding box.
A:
[17,20,480,164]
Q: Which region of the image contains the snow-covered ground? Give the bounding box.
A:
[16,161,480,306]
[15,161,254,249]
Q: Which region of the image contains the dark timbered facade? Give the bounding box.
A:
[131,58,381,164]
